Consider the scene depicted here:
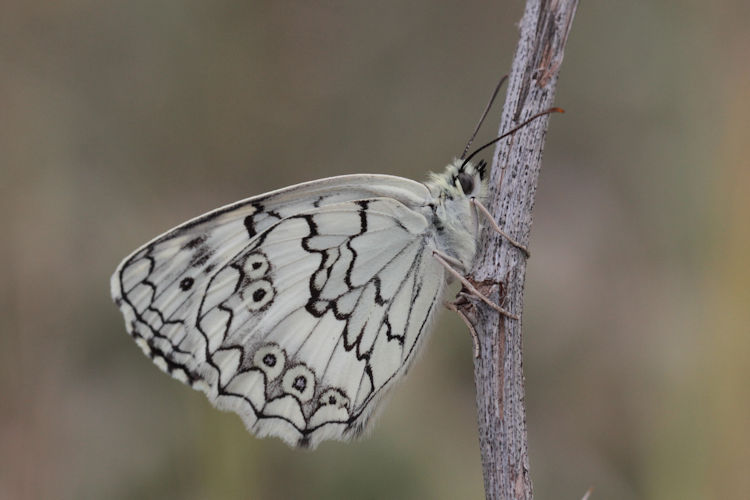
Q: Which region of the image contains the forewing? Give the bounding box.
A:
[112,181,444,448]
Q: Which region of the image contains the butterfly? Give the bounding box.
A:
[110,95,557,449]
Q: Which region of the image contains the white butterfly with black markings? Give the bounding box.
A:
[111,93,555,449]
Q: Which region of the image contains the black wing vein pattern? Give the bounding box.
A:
[112,188,445,447]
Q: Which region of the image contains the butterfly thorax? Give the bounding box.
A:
[423,160,488,273]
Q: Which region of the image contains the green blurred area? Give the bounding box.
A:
[2,1,749,499]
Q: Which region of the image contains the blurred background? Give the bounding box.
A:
[2,1,749,499]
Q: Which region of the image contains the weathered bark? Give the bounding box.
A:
[466,1,579,499]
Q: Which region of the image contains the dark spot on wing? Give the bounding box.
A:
[293,375,307,392]
[263,353,276,367]
[190,248,211,267]
[179,277,194,291]
[184,236,206,249]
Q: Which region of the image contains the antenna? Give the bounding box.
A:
[459,75,508,160]
[460,107,564,169]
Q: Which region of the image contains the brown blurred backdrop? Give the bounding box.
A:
[2,1,749,499]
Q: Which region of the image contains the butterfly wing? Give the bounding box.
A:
[112,175,445,448]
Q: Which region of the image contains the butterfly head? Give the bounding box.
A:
[424,159,488,271]
[427,159,488,201]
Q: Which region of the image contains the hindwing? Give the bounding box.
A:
[112,176,445,448]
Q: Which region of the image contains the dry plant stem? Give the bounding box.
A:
[465,1,579,499]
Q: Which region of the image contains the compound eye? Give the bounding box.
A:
[457,172,474,194]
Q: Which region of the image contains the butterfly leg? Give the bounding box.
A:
[470,198,530,258]
[445,300,480,358]
[432,250,519,320]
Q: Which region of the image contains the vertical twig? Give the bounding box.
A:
[463,1,579,499]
